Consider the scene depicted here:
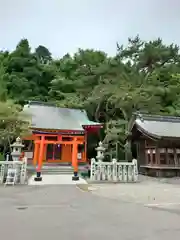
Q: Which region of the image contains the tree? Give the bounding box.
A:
[0,64,8,101]
[0,100,31,152]
[5,39,55,103]
[35,45,52,64]
[1,36,180,158]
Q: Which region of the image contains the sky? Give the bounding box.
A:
[0,0,180,58]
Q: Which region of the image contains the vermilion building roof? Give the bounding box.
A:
[23,101,102,131]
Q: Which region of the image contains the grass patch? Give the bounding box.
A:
[80,171,90,179]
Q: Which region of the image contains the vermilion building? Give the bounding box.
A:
[23,101,103,181]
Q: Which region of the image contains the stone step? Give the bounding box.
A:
[42,168,73,171]
[27,164,89,170]
[27,164,89,176]
[43,169,73,173]
[41,172,73,175]
[27,165,74,175]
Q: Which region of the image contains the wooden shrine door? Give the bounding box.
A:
[46,144,62,162]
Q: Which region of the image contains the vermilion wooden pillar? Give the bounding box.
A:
[72,138,79,181]
[43,144,47,162]
[84,131,87,162]
[33,142,39,166]
[34,135,45,181]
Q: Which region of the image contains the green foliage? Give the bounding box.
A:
[35,45,52,64]
[1,36,180,154]
[0,100,31,149]
[0,153,4,161]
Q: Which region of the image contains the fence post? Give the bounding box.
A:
[118,164,123,181]
[112,158,117,182]
[90,158,96,181]
[127,165,133,182]
[0,164,5,184]
[132,159,138,181]
[123,165,128,182]
[107,164,112,181]
[97,161,102,181]
[20,157,27,184]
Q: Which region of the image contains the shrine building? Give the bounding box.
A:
[23,101,103,181]
[128,113,180,177]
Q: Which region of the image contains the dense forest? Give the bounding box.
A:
[1,36,180,156]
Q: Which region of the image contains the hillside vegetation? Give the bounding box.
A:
[1,36,180,154]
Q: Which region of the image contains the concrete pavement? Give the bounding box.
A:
[91,176,180,207]
[0,184,180,239]
[28,174,87,185]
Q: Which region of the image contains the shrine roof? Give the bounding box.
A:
[23,101,102,131]
[129,113,180,139]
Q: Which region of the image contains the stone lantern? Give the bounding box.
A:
[96,141,105,162]
[10,137,24,161]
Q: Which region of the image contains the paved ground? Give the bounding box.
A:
[28,174,87,185]
[92,177,180,206]
[0,181,180,239]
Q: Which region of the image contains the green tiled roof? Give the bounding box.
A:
[23,101,101,131]
[130,113,180,139]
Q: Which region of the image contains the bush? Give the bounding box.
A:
[0,153,4,161]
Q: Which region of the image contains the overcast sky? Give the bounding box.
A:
[0,0,179,57]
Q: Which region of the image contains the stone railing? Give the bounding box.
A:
[90,158,138,182]
[0,157,27,185]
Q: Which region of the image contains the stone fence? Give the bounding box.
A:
[90,158,138,182]
[0,157,27,185]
